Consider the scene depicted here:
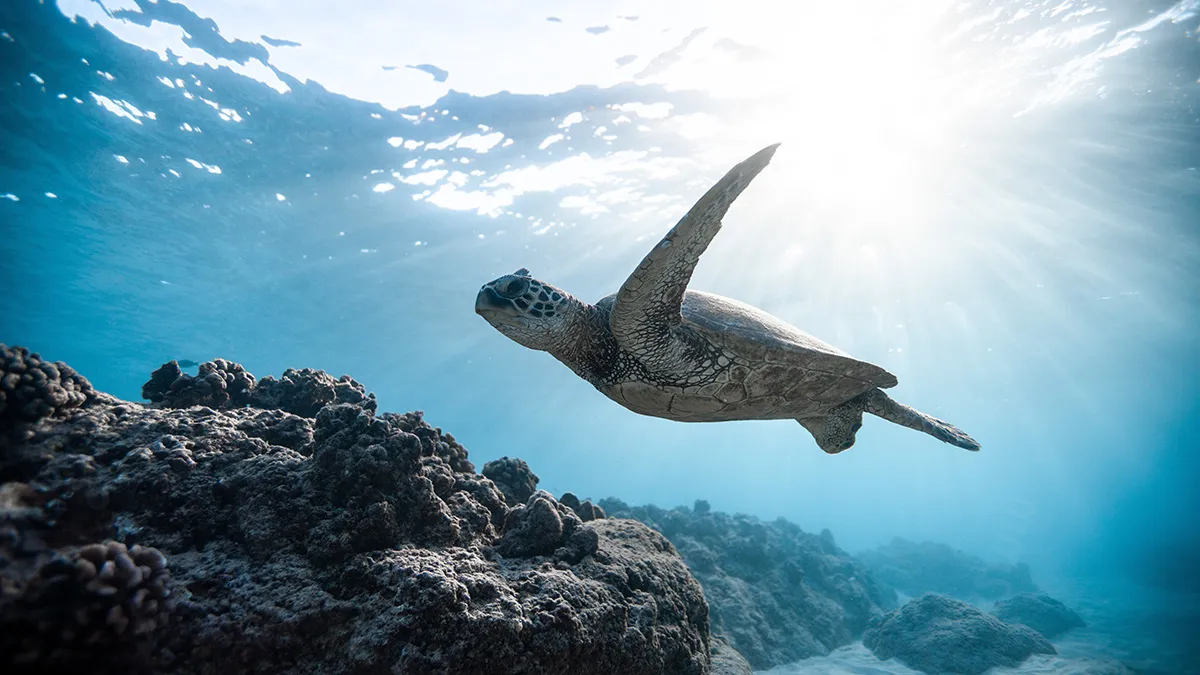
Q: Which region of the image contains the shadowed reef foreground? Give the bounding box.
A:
[0,346,723,674]
[1,345,1109,675]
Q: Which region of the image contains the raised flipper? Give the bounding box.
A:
[866,390,981,451]
[609,143,780,370]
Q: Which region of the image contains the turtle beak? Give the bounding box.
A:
[475,286,509,316]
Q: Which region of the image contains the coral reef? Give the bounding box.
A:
[141,359,255,410]
[481,456,539,506]
[141,359,376,417]
[0,533,174,666]
[710,637,753,675]
[1,345,94,452]
[559,491,605,522]
[991,592,1086,639]
[863,593,1055,675]
[600,498,896,670]
[251,368,376,417]
[0,349,720,674]
[857,537,1038,601]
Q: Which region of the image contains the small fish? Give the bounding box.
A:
[176,359,199,368]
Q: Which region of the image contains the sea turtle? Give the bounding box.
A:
[474,144,979,453]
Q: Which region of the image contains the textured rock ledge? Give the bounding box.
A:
[0,348,727,674]
[599,498,897,670]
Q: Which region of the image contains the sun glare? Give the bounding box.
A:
[631,1,988,241]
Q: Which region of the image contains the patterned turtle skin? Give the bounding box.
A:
[475,144,979,454]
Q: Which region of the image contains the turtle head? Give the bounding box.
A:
[799,396,867,454]
[475,268,581,351]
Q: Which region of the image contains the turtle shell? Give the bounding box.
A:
[678,290,897,408]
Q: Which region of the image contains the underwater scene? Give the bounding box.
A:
[1,0,1198,673]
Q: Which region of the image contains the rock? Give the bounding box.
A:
[0,345,93,453]
[857,537,1038,601]
[1,537,175,665]
[250,368,376,417]
[991,592,1086,638]
[600,499,896,670]
[560,492,605,522]
[497,491,567,556]
[142,360,376,418]
[863,593,1056,675]
[710,637,753,675]
[495,491,601,565]
[481,456,539,506]
[0,347,715,674]
[141,358,256,410]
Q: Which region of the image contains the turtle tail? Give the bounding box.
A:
[865,390,981,451]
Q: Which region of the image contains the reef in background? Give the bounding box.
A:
[0,347,733,674]
[2,346,1136,675]
[856,536,1038,601]
[597,498,897,670]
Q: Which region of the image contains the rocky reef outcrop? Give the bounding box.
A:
[1,345,94,451]
[0,348,722,674]
[709,637,753,675]
[991,592,1086,639]
[600,498,897,670]
[141,359,377,416]
[863,593,1056,675]
[857,537,1038,601]
[481,456,540,507]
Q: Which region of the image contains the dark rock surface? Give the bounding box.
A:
[2,477,175,667]
[992,592,1086,639]
[710,637,753,675]
[858,537,1038,601]
[863,593,1056,675]
[560,491,606,522]
[601,498,897,670]
[1,345,94,450]
[1,349,716,674]
[141,359,377,417]
[481,455,540,506]
[141,359,256,410]
[251,368,376,417]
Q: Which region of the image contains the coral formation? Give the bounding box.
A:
[1,345,94,451]
[862,593,1055,675]
[710,637,754,675]
[991,592,1086,639]
[141,359,255,410]
[0,348,719,674]
[251,368,376,417]
[600,498,896,669]
[142,359,376,417]
[0,477,174,667]
[481,455,540,506]
[559,492,606,522]
[0,539,174,665]
[857,537,1038,601]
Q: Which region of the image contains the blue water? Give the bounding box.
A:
[2,0,1198,671]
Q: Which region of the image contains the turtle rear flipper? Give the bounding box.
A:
[866,390,981,451]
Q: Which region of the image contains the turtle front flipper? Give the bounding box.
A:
[866,390,981,451]
[609,143,780,371]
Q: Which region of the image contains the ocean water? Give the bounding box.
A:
[1,0,1197,673]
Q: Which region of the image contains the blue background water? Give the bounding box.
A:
[1,0,1198,670]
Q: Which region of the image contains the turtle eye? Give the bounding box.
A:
[498,278,528,298]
